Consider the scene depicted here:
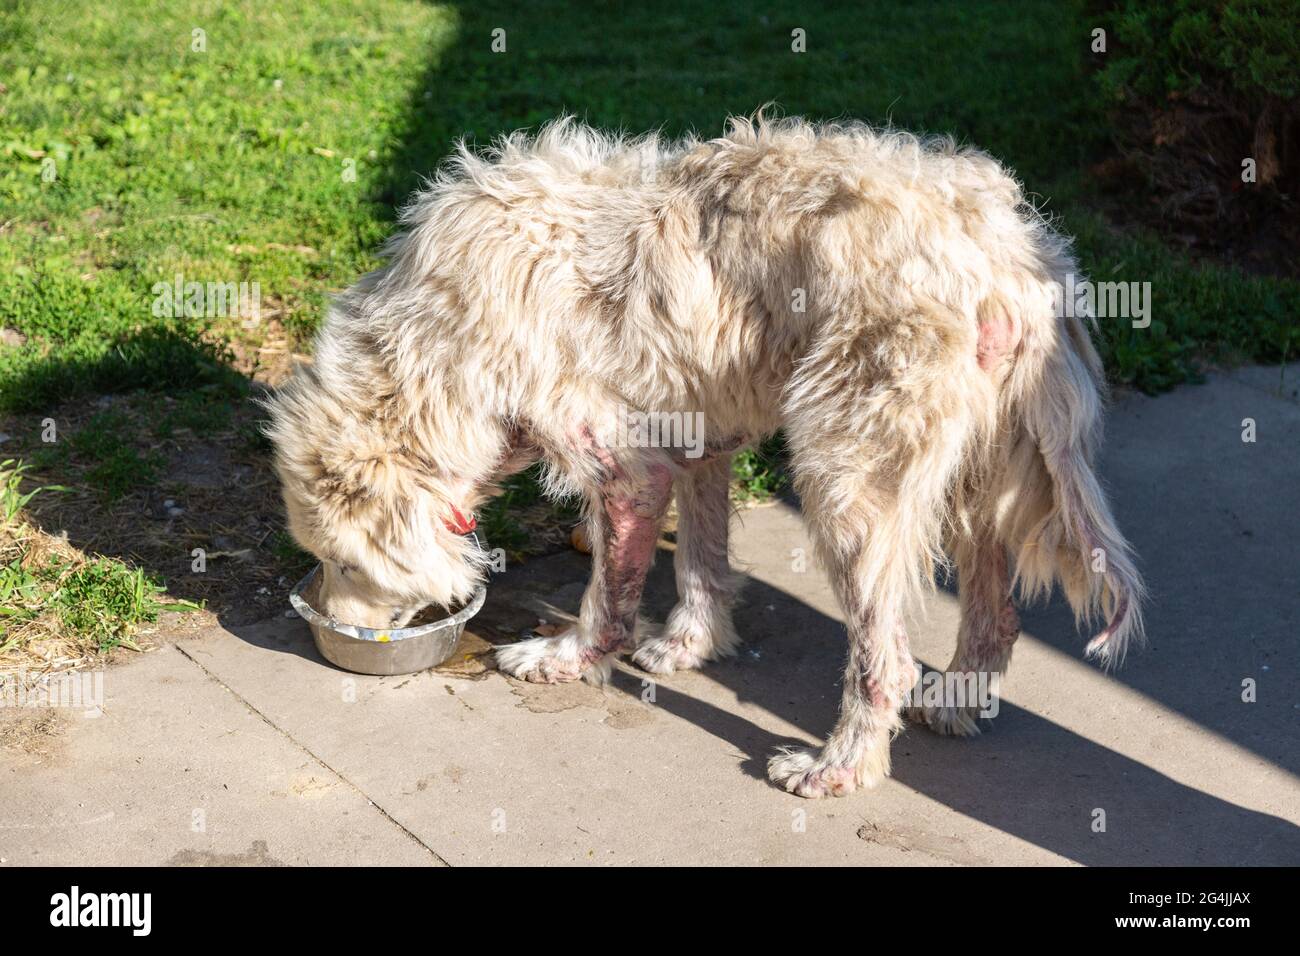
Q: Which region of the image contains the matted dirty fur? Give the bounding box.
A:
[266,114,1145,798]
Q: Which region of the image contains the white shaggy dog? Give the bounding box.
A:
[267,115,1144,798]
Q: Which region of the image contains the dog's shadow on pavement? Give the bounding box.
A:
[608,553,1300,866]
[223,538,1299,866]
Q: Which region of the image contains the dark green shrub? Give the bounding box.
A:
[1096,0,1298,103]
[1090,0,1298,265]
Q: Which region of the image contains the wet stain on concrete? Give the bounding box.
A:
[855,821,987,865]
[506,672,656,729]
[432,629,496,681]
[168,839,287,867]
[602,697,654,729]
[509,678,603,714]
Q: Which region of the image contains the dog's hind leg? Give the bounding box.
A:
[495,452,673,684]
[633,455,741,673]
[904,528,1019,736]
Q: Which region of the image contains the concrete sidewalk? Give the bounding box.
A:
[3,368,1298,865]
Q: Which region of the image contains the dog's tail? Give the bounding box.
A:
[994,277,1146,667]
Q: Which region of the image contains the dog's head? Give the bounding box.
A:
[316,559,422,630]
[265,373,487,630]
[279,467,486,628]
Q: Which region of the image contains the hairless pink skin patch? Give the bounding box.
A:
[977,304,1023,371]
[592,462,673,653]
[556,425,675,659]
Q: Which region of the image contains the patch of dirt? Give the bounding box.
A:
[277,774,340,800]
[210,316,310,388]
[0,709,68,759]
[502,663,656,728]
[165,442,232,490]
[1,390,306,629]
[602,694,654,729]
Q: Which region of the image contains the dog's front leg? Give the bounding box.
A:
[495,457,673,684]
[633,454,741,673]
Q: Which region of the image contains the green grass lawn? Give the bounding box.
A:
[0,0,1295,658]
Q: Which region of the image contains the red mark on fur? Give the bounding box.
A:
[495,427,542,479]
[595,462,672,652]
[976,302,1022,371]
[862,675,892,710]
[567,423,675,655]
[996,598,1021,645]
[959,545,1020,669]
[795,765,856,798]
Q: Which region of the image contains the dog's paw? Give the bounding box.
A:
[631,633,706,674]
[902,703,983,737]
[633,606,740,674]
[767,741,892,798]
[494,631,610,685]
[766,748,860,798]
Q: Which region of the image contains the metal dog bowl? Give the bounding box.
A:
[289,565,486,676]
